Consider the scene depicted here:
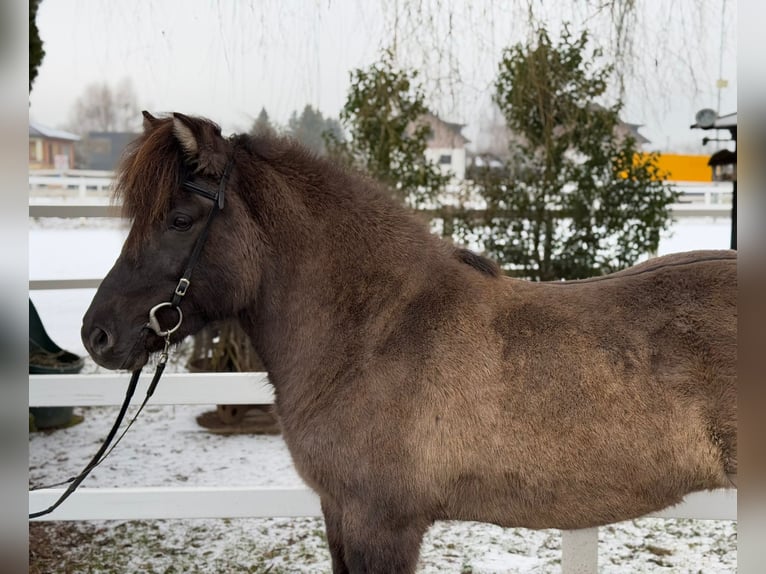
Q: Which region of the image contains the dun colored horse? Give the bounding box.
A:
[83,112,736,573]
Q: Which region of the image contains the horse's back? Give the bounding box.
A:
[499,249,737,422]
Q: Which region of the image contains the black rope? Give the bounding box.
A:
[29,357,169,519]
[29,368,142,518]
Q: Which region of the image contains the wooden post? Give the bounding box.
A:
[561,528,599,574]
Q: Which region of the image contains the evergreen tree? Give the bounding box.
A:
[286,105,343,155]
[30,0,45,92]
[463,26,676,280]
[250,107,275,137]
[330,50,448,207]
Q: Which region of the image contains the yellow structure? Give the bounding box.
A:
[650,154,712,183]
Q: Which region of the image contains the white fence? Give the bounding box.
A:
[29,202,736,573]
[29,170,114,199]
[29,171,735,217]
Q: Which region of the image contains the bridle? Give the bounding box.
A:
[147,157,233,343]
[29,156,234,519]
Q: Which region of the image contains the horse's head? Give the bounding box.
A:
[82,112,264,371]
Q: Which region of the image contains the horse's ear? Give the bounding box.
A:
[142,111,158,132]
[172,113,200,155]
[172,112,227,173]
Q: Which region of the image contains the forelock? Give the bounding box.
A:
[113,119,186,255]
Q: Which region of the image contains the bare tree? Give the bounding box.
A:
[372,0,726,130]
[68,77,140,134]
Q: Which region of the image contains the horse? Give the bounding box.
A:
[82,112,737,573]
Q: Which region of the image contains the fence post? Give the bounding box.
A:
[561,528,598,574]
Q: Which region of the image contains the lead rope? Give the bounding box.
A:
[28,334,172,519]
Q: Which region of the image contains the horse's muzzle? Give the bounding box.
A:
[81,322,151,371]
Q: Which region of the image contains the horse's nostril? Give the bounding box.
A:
[89,326,112,354]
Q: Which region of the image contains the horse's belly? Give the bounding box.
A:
[434,431,729,530]
[440,473,695,530]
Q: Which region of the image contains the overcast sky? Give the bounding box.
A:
[28,0,737,152]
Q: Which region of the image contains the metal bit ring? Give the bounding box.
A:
[147,302,183,337]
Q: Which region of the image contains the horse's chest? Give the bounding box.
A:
[277,414,351,495]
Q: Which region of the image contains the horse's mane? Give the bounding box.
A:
[115,117,361,238]
[453,248,500,278]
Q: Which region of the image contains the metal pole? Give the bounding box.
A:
[730,179,736,250]
[716,0,726,116]
[715,0,727,150]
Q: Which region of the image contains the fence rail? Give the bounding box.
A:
[30,485,324,521]
[28,204,120,218]
[29,371,272,406]
[29,174,114,198]
[29,200,736,573]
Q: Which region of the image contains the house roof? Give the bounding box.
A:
[443,119,466,135]
[690,111,737,130]
[586,103,650,144]
[82,131,141,170]
[621,122,651,145]
[423,112,470,145]
[29,121,80,141]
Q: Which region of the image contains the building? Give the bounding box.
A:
[615,120,651,146]
[29,122,80,170]
[690,111,737,249]
[588,103,651,147]
[693,111,738,184]
[468,106,652,174]
[80,132,141,170]
[420,113,470,181]
[650,154,714,182]
[708,149,736,182]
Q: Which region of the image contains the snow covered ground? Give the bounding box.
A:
[28,214,736,573]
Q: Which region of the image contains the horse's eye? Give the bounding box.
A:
[171,214,193,231]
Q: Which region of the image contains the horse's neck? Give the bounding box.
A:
[240,164,445,395]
